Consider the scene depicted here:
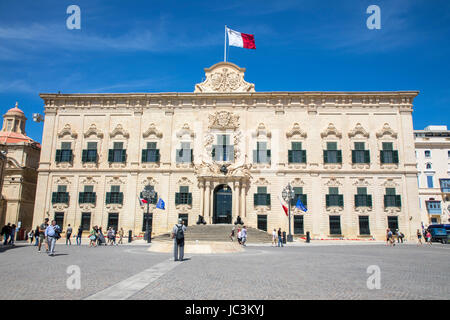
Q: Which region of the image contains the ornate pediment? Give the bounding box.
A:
[208,111,240,130]
[194,161,252,180]
[286,123,307,139]
[324,177,342,187]
[106,176,126,185]
[376,123,397,139]
[177,177,193,186]
[54,176,71,185]
[84,124,103,138]
[254,177,270,186]
[381,178,399,188]
[348,123,369,138]
[58,124,77,139]
[194,62,255,93]
[110,124,129,139]
[321,123,342,139]
[80,176,97,185]
[176,123,195,139]
[143,123,162,139]
[290,178,306,187]
[352,178,370,187]
[141,177,158,186]
[254,123,271,138]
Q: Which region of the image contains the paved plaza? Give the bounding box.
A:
[0,241,449,300]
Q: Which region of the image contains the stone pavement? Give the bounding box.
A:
[0,241,449,300]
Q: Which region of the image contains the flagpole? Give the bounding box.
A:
[224,25,227,62]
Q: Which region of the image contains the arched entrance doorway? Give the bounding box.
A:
[213,184,232,224]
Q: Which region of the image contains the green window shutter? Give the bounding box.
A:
[121,150,126,162]
[52,192,57,203]
[365,150,370,163]
[288,150,293,163]
[191,149,193,162]
[175,193,180,205]
[187,193,192,205]
[68,150,73,162]
[368,195,372,207]
[267,149,271,160]
[82,150,88,162]
[142,149,147,162]
[301,150,307,163]
[354,194,359,207]
[105,192,111,204]
[108,150,114,162]
[352,150,356,163]
[383,195,387,207]
[323,150,328,163]
[253,194,258,206]
[79,193,83,204]
[211,147,216,160]
[118,193,123,204]
[55,150,61,162]
[301,194,307,206]
[396,195,401,207]
[393,150,399,163]
[156,149,160,162]
[253,150,258,163]
[292,142,302,150]
[380,151,384,164]
[337,150,342,163]
[326,195,330,207]
[338,195,344,207]
[266,193,271,205]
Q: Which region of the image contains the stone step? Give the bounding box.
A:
[153,224,272,243]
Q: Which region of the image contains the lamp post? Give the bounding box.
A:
[141,184,155,243]
[282,183,295,242]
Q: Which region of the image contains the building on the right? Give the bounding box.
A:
[415,125,450,225]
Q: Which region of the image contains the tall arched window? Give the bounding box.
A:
[426,163,432,170]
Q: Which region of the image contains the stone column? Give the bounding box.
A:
[240,182,247,218]
[204,181,211,223]
[233,180,239,222]
[199,181,205,217]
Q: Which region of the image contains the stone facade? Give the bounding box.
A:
[32,62,421,239]
[0,103,41,237]
[415,125,450,225]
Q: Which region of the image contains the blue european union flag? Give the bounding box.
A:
[296,198,307,212]
[156,198,165,210]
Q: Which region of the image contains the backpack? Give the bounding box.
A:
[176,224,184,240]
[54,226,62,240]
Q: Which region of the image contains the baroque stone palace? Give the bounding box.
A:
[33,62,421,239]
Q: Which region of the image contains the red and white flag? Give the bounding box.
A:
[278,196,289,217]
[138,196,148,206]
[227,27,256,49]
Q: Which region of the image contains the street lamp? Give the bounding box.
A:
[141,184,156,243]
[282,183,295,242]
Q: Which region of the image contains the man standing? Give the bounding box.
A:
[76,226,83,246]
[118,227,124,244]
[38,218,49,252]
[66,224,73,245]
[277,228,283,247]
[45,220,60,256]
[172,219,186,261]
[1,223,11,245]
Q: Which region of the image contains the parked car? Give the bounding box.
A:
[428,227,448,244]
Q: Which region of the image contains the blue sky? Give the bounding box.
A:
[0,0,449,142]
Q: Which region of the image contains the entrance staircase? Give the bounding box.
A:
[152,224,272,243]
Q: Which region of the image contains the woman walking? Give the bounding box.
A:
[89,226,98,247]
[97,226,106,246]
[426,230,432,245]
[272,229,277,246]
[417,229,423,246]
[118,228,124,244]
[28,229,34,244]
[34,225,40,246]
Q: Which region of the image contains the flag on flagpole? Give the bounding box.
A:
[278,196,288,217]
[138,196,148,206]
[156,197,165,210]
[296,198,308,212]
[226,27,256,49]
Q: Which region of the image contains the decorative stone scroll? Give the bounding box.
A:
[348,123,369,138]
[286,123,307,139]
[143,123,162,139]
[84,124,103,138]
[321,123,342,139]
[110,124,129,138]
[376,123,397,139]
[208,111,240,130]
[58,124,78,139]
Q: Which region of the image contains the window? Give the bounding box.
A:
[142,142,160,163]
[440,179,450,193]
[326,187,343,207]
[426,201,441,214]
[257,215,267,231]
[380,142,399,164]
[107,213,119,231]
[175,186,192,205]
[352,142,370,163]
[288,142,306,163]
[254,186,270,206]
[424,150,431,158]
[387,216,398,231]
[106,185,123,204]
[384,188,401,207]
[79,185,96,204]
[54,212,64,228]
[294,215,304,234]
[253,142,271,163]
[324,142,342,163]
[426,163,432,170]
[329,216,341,235]
[6,120,12,131]
[427,175,434,188]
[292,187,307,207]
[142,212,153,232]
[359,216,370,235]
[52,185,69,204]
[355,187,372,207]
[82,142,98,163]
[81,213,91,231]
[55,142,73,162]
[176,142,193,163]
[448,151,450,158]
[108,142,126,163]
[212,135,234,161]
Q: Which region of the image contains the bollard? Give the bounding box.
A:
[306,231,310,243]
[282,231,287,244]
[128,230,132,243]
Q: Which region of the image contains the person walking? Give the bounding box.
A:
[76,226,83,246]
[38,218,49,252]
[107,227,114,245]
[89,226,98,247]
[111,228,117,245]
[1,223,11,245]
[34,225,40,246]
[387,228,395,246]
[172,219,186,261]
[28,229,34,244]
[230,226,235,242]
[66,224,73,245]
[45,220,61,256]
[417,229,422,246]
[272,229,277,246]
[97,227,105,246]
[9,224,16,245]
[118,227,124,244]
[423,229,428,242]
[237,228,242,244]
[277,228,283,247]
[241,225,248,246]
[426,230,432,246]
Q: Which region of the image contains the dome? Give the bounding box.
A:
[5,102,25,117]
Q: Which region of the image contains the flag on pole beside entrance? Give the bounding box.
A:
[278,197,288,217]
[138,196,148,206]
[296,198,308,213]
[226,27,256,49]
[156,198,165,210]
